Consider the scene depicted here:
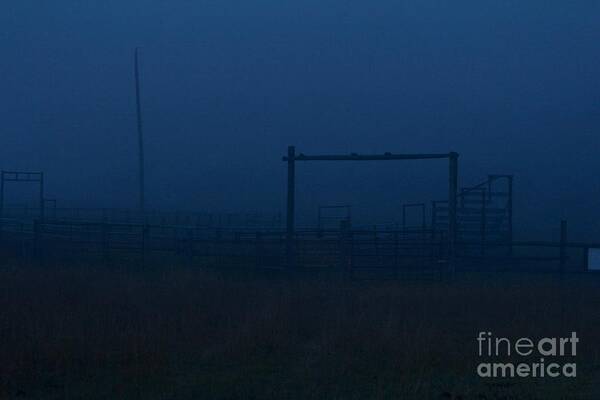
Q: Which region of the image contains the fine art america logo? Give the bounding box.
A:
[476,332,578,378]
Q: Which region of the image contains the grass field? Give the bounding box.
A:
[1,264,599,399]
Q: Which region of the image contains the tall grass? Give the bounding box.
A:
[1,265,599,399]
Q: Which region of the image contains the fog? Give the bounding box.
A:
[1,1,599,240]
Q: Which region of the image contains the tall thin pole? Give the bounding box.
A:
[448,152,459,272]
[39,172,45,222]
[134,48,145,214]
[507,175,513,256]
[0,172,4,243]
[286,145,296,269]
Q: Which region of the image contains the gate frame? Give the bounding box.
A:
[283,146,458,269]
[0,171,45,222]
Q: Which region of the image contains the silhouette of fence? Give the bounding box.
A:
[0,216,595,277]
[1,157,596,277]
[433,175,513,257]
[0,218,448,278]
[0,206,283,228]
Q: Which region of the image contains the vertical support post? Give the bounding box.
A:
[255,231,262,268]
[0,172,4,243]
[339,220,352,280]
[448,152,459,272]
[286,145,296,269]
[373,225,379,261]
[188,228,194,266]
[317,206,322,237]
[39,173,45,222]
[215,228,222,268]
[140,223,148,267]
[559,219,567,274]
[134,48,145,214]
[507,176,514,256]
[102,222,109,265]
[481,189,486,256]
[431,201,437,242]
[393,229,399,278]
[420,203,426,243]
[0,172,4,220]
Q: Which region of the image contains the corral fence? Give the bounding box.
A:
[0,206,283,229]
[0,217,597,278]
[0,218,445,279]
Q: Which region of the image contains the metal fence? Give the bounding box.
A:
[0,217,596,277]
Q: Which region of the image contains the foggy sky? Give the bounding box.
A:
[1,1,599,239]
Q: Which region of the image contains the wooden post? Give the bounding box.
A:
[0,172,4,220]
[255,231,262,268]
[317,206,323,238]
[134,48,145,214]
[286,145,296,269]
[140,224,148,267]
[481,189,486,256]
[39,172,45,222]
[373,225,379,261]
[507,175,514,256]
[0,172,4,243]
[559,220,567,274]
[448,152,459,272]
[101,222,109,265]
[339,220,352,279]
[215,228,222,268]
[393,230,399,277]
[188,228,194,266]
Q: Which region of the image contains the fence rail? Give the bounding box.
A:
[0,217,596,276]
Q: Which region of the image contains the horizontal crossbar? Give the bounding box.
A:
[1,171,43,182]
[283,153,455,161]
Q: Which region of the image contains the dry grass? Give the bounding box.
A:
[1,264,599,399]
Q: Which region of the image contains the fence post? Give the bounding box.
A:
[102,222,109,265]
[448,152,459,274]
[188,228,194,266]
[39,172,45,223]
[373,225,379,261]
[0,172,4,245]
[394,230,399,278]
[140,223,148,267]
[33,219,43,266]
[339,220,352,279]
[481,189,486,256]
[421,203,426,243]
[507,175,514,256]
[286,145,296,269]
[559,220,567,274]
[255,231,262,268]
[215,228,222,268]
